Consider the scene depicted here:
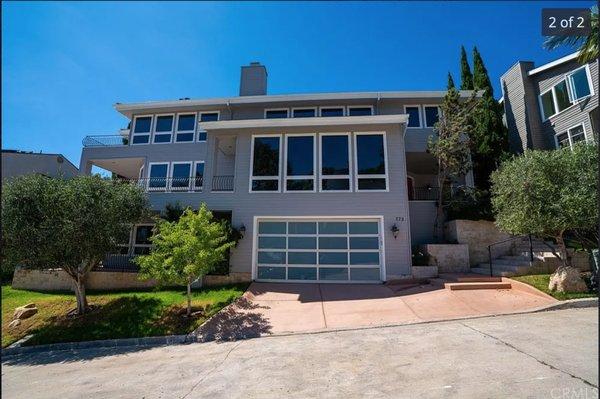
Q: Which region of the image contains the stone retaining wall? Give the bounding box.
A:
[445,220,512,266]
[423,244,470,273]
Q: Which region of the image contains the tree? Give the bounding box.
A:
[427,86,479,240]
[459,45,474,90]
[2,175,148,314]
[135,204,235,316]
[491,144,598,276]
[447,72,455,90]
[544,6,598,64]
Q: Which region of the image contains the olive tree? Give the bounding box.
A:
[2,175,148,314]
[135,204,235,316]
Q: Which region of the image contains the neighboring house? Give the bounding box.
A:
[80,62,477,283]
[2,150,79,180]
[500,52,598,152]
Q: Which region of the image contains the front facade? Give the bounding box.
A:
[500,52,598,153]
[80,63,475,283]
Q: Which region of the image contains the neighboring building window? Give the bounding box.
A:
[265,109,289,119]
[133,225,153,255]
[424,106,440,127]
[540,79,573,120]
[198,112,219,141]
[170,162,192,191]
[555,124,587,149]
[153,115,174,144]
[194,161,204,190]
[148,163,169,191]
[285,135,315,192]
[132,116,152,144]
[347,106,373,116]
[292,108,316,118]
[175,114,196,142]
[320,134,351,192]
[354,133,387,191]
[404,106,422,128]
[320,107,345,117]
[251,135,281,192]
[567,66,593,102]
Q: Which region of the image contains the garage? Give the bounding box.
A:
[253,217,384,282]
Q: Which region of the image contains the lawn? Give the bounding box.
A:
[2,283,248,348]
[512,274,597,301]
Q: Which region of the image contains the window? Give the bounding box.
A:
[347,106,373,116]
[194,162,204,190]
[132,116,152,144]
[540,79,573,120]
[285,134,315,192]
[320,134,351,192]
[170,162,191,191]
[319,107,345,117]
[250,135,281,192]
[567,66,593,102]
[404,106,422,128]
[354,133,387,191]
[292,108,316,118]
[133,225,153,255]
[152,115,174,143]
[198,112,219,141]
[148,163,169,191]
[175,114,196,142]
[540,91,556,120]
[555,124,588,149]
[424,106,440,127]
[265,109,289,119]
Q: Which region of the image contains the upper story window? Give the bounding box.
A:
[292,108,317,118]
[354,133,388,191]
[567,65,593,102]
[555,124,587,149]
[132,116,152,144]
[153,115,174,144]
[424,106,440,128]
[347,106,373,116]
[170,162,192,191]
[198,112,219,141]
[538,65,594,122]
[320,107,345,117]
[250,135,281,192]
[285,134,315,192]
[176,114,196,142]
[194,161,205,191]
[320,133,351,192]
[148,163,169,191]
[404,106,422,128]
[265,109,289,119]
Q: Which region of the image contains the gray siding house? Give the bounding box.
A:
[500,52,598,152]
[80,63,475,283]
[2,150,79,180]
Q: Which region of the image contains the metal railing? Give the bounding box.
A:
[83,135,129,147]
[212,175,234,192]
[487,235,535,277]
[93,254,140,273]
[410,187,440,201]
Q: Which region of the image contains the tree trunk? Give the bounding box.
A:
[556,231,572,268]
[74,274,88,315]
[186,278,192,317]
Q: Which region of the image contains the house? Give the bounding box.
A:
[500,52,598,152]
[79,62,477,283]
[2,149,79,180]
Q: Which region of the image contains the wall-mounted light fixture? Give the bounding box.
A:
[239,224,246,238]
[391,224,400,239]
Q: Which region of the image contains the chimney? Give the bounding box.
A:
[239,62,267,96]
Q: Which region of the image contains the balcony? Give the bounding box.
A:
[83,135,129,147]
[115,175,234,193]
[212,175,234,192]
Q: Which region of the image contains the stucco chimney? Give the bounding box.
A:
[239,62,267,96]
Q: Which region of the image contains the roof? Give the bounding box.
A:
[527,51,580,76]
[1,150,79,171]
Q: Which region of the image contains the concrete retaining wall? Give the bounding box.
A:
[423,244,470,273]
[445,220,512,266]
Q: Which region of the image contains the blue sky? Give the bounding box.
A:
[2,1,590,167]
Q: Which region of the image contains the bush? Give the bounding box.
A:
[446,187,493,221]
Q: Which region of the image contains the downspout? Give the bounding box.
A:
[226,100,232,119]
[376,92,381,115]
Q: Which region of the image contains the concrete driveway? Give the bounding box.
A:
[2,308,597,399]
[193,280,557,341]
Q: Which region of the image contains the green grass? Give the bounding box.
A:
[2,283,248,348]
[512,274,597,301]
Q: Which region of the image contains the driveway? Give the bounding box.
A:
[193,280,557,341]
[2,308,597,399]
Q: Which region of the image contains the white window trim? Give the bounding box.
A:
[347,105,374,116]
[131,115,153,145]
[152,113,175,144]
[318,106,346,117]
[264,108,289,119]
[147,162,170,192]
[404,105,423,129]
[353,132,389,193]
[319,132,352,193]
[198,111,220,142]
[193,161,205,191]
[423,105,441,128]
[169,161,193,191]
[284,133,317,193]
[249,134,283,193]
[554,123,589,149]
[175,113,197,143]
[566,64,595,103]
[291,107,317,118]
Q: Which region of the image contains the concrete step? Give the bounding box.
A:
[454,276,503,283]
[445,281,512,290]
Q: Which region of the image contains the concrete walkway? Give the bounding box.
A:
[2,308,597,399]
[192,280,557,341]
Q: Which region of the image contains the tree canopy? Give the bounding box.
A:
[459,46,474,90]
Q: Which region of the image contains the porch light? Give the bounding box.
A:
[391,224,400,239]
[239,224,246,238]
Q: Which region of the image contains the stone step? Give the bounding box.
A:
[445,281,512,290]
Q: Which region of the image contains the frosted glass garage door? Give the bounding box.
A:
[255,219,382,282]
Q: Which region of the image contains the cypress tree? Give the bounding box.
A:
[472,47,493,95]
[447,72,455,90]
[460,46,474,90]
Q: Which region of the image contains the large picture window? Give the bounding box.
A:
[175,114,196,142]
[320,133,351,192]
[285,134,315,192]
[132,115,152,144]
[354,133,388,191]
[251,135,281,192]
[153,114,174,143]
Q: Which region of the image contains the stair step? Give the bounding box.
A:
[445,282,512,290]
[454,276,503,283]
